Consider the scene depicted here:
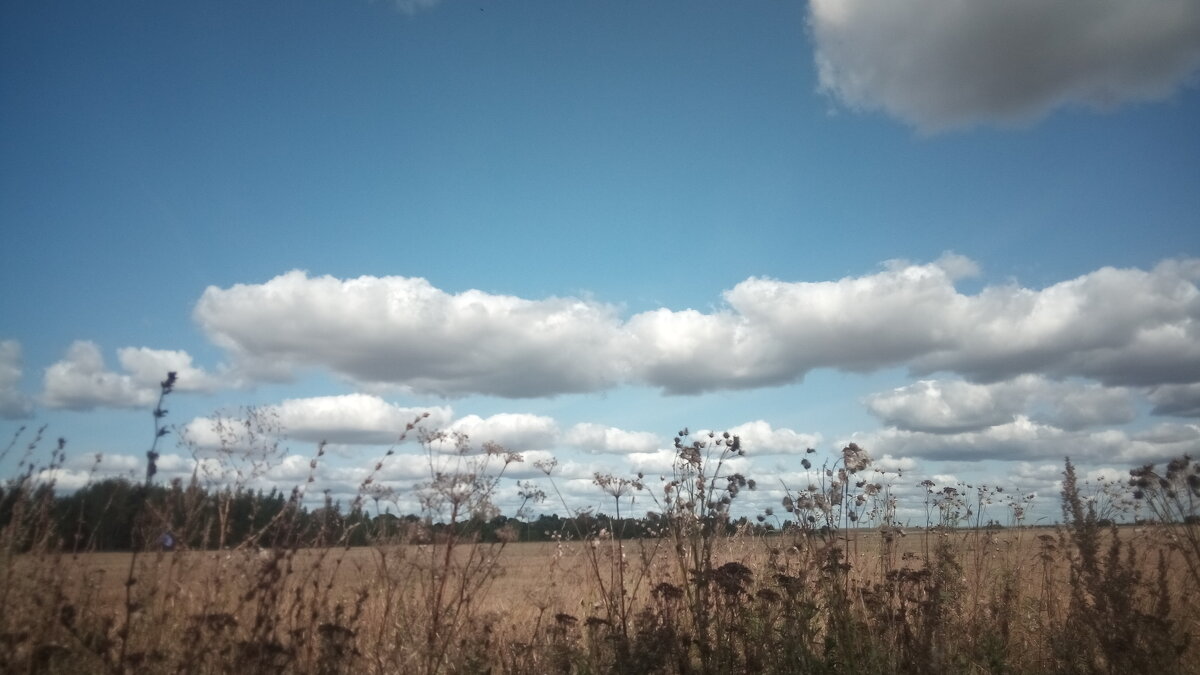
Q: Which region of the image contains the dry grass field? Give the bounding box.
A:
[38,524,1192,614]
[4,522,1196,674]
[3,404,1197,673]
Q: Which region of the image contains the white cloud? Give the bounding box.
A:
[630,254,976,393]
[116,347,222,392]
[182,395,452,456]
[43,341,160,410]
[444,413,559,452]
[866,379,1022,433]
[625,449,678,477]
[191,259,1200,399]
[724,420,821,455]
[623,448,751,480]
[0,340,34,419]
[852,417,1199,464]
[564,423,661,454]
[910,259,1200,385]
[866,375,1136,433]
[194,271,632,398]
[636,257,1200,394]
[873,454,917,474]
[42,341,220,410]
[273,394,451,445]
[810,0,1200,132]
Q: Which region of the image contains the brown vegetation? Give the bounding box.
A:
[1,378,1197,673]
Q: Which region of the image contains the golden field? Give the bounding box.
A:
[4,523,1196,674]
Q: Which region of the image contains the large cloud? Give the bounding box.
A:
[809,0,1200,132]
[866,375,1137,433]
[192,258,1200,398]
[195,271,632,398]
[908,259,1200,385]
[635,257,1200,394]
[632,254,978,393]
[0,340,34,419]
[42,341,220,410]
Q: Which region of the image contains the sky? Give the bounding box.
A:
[2,0,1199,526]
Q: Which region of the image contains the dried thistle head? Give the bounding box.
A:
[842,443,871,473]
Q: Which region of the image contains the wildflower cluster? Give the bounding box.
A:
[780,443,876,533]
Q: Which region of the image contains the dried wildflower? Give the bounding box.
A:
[711,561,753,595]
[842,443,871,473]
[652,582,684,601]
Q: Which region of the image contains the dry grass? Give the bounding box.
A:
[4,524,1192,674]
[3,401,1197,673]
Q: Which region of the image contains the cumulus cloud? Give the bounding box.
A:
[192,258,1200,399]
[866,375,1137,433]
[809,0,1200,132]
[909,259,1200,385]
[630,254,978,393]
[873,453,918,474]
[42,341,220,410]
[43,341,153,409]
[564,423,661,454]
[724,420,821,455]
[867,379,1022,433]
[195,271,631,398]
[852,416,1199,464]
[443,413,559,452]
[0,340,34,419]
[637,257,1200,394]
[273,394,451,445]
[624,448,751,479]
[182,395,453,456]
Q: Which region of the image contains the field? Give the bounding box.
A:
[3,420,1198,673]
[3,521,1197,674]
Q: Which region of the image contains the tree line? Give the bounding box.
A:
[0,476,780,552]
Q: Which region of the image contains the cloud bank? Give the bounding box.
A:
[808,0,1200,131]
[194,272,630,398]
[851,417,1199,464]
[193,257,1200,398]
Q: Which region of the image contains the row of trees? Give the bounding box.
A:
[0,476,782,552]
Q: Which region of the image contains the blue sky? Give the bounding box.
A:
[3,0,1199,524]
